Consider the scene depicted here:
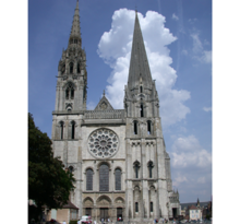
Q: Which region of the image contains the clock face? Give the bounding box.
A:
[88,128,119,159]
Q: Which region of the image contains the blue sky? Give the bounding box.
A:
[29,0,212,203]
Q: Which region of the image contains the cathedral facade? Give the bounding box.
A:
[51,1,180,222]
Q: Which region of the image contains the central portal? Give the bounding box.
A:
[100,208,109,221]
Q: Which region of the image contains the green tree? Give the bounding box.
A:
[28,113,75,220]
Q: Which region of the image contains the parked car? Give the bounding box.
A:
[78,216,92,224]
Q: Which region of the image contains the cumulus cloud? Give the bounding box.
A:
[203,107,211,112]
[170,135,212,200]
[172,13,179,21]
[171,135,211,168]
[98,9,191,127]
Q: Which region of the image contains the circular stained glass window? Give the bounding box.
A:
[88,128,119,158]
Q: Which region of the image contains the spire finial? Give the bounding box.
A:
[103,90,105,96]
[68,0,81,47]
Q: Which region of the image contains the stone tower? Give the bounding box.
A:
[124,11,177,220]
[51,3,180,223]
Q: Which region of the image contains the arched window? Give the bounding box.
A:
[147,120,152,135]
[69,166,74,174]
[86,168,93,190]
[150,202,153,212]
[69,62,74,74]
[135,202,139,212]
[60,121,64,140]
[140,104,144,117]
[133,120,138,135]
[71,121,75,139]
[65,82,75,100]
[148,161,154,178]
[99,164,109,191]
[133,161,140,178]
[77,63,80,73]
[115,168,121,190]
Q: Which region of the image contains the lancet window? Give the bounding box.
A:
[115,168,121,190]
[60,121,64,140]
[140,104,144,117]
[148,161,154,178]
[69,62,74,74]
[71,121,75,139]
[86,168,93,190]
[133,120,138,135]
[99,164,109,191]
[147,120,152,135]
[65,82,75,100]
[133,161,140,178]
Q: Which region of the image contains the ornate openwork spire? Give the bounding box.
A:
[127,11,153,89]
[68,0,81,47]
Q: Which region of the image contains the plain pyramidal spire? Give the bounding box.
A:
[127,10,153,89]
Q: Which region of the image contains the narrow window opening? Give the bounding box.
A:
[71,121,75,139]
[147,120,152,135]
[134,162,140,178]
[71,89,74,99]
[150,202,153,212]
[99,164,109,191]
[69,166,73,174]
[77,63,80,73]
[66,89,69,99]
[134,121,138,135]
[148,161,154,178]
[86,168,93,190]
[135,202,139,213]
[70,62,74,74]
[140,86,143,93]
[115,168,121,190]
[60,121,64,140]
[140,104,144,117]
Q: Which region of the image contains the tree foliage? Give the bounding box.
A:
[28,113,75,210]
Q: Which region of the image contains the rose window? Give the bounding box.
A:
[88,128,119,158]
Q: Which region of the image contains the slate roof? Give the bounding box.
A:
[62,200,79,210]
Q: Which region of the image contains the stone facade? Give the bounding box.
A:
[51,1,180,222]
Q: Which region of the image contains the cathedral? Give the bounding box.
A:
[51,1,180,222]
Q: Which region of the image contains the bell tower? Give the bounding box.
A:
[124,11,173,220]
[55,0,87,112]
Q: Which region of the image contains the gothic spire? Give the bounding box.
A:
[127,11,153,89]
[68,0,81,47]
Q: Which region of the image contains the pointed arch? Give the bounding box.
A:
[64,82,76,100]
[86,168,94,190]
[147,161,154,178]
[133,161,140,178]
[115,168,122,190]
[99,163,109,191]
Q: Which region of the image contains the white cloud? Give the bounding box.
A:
[171,135,212,168]
[98,9,191,127]
[191,33,212,64]
[203,107,212,112]
[170,135,212,199]
[172,13,179,21]
[201,50,212,63]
